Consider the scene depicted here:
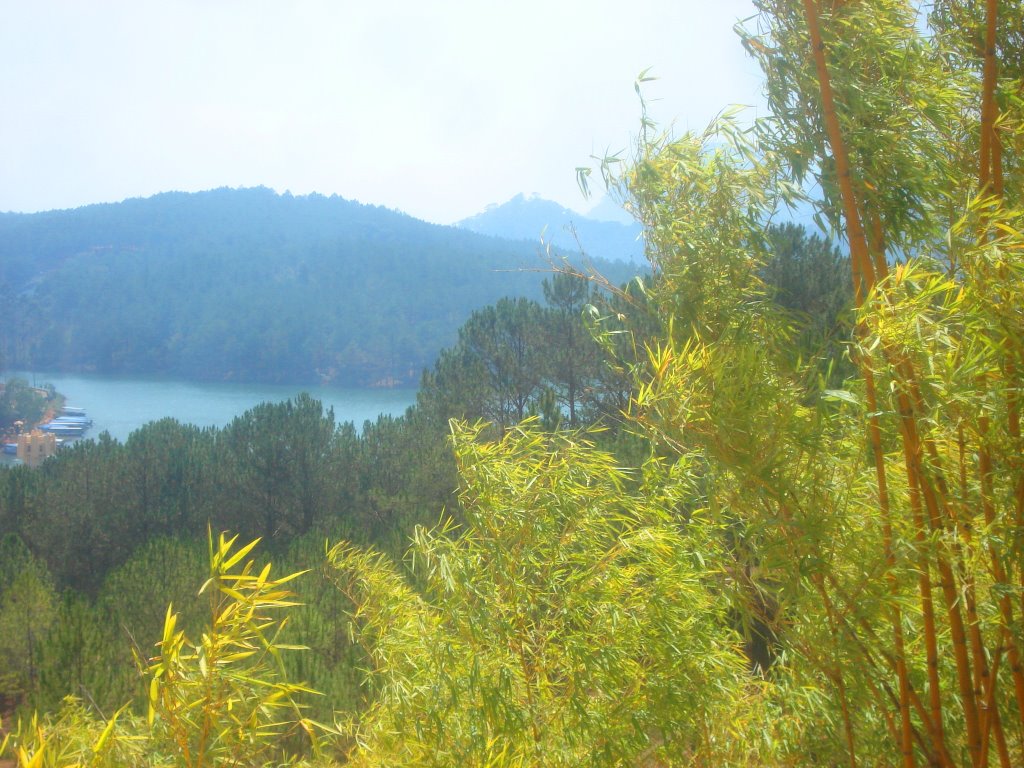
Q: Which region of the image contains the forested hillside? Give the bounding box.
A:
[0,187,636,385]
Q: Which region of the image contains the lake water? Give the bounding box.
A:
[4,371,417,445]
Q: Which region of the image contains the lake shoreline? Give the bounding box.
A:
[1,371,417,447]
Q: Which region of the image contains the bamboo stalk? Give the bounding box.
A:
[864,121,982,768]
[798,4,921,764]
[978,0,998,199]
[905,375,991,766]
[825,570,955,768]
[977,413,1024,733]
[988,703,1010,768]
[799,0,874,292]
[975,0,1024,746]
[865,201,928,764]
[901,443,948,761]
[819,575,859,767]
[863,362,918,765]
[857,212,983,755]
[978,633,1010,768]
[958,425,1009,768]
[867,210,890,283]
[980,0,1024,700]
[800,572,914,766]
[965,579,997,768]
[894,384,982,765]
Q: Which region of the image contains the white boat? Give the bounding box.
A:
[40,423,86,436]
[50,416,92,425]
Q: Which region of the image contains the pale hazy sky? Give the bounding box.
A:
[1,1,763,224]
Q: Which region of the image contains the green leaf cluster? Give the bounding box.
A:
[329,421,762,766]
[2,533,332,768]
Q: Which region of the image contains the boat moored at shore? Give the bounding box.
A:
[39,407,93,438]
[49,415,93,426]
[40,422,87,437]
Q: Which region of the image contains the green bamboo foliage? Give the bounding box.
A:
[2,533,336,767]
[601,114,886,762]
[143,531,323,767]
[0,698,146,768]
[330,420,768,766]
[563,5,1024,767]
[596,1,1024,765]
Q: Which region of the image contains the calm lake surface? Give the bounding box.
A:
[6,371,417,444]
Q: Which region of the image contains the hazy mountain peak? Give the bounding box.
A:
[457,194,644,263]
[585,195,635,226]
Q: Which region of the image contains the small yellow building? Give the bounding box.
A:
[16,429,58,468]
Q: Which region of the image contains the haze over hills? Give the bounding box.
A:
[457,194,645,264]
[0,187,639,387]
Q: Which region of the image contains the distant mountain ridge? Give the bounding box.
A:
[457,194,645,264]
[0,187,638,386]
